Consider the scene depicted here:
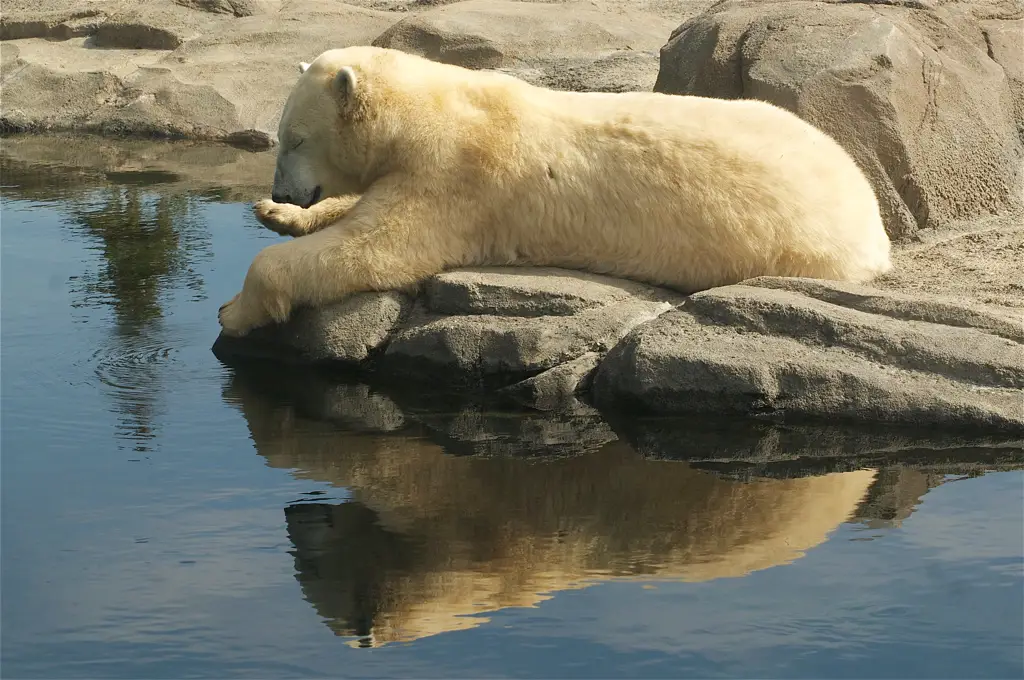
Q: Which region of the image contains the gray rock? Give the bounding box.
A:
[498,352,603,413]
[655,0,1024,240]
[211,267,679,413]
[591,276,1024,432]
[213,291,411,365]
[425,266,662,317]
[381,269,677,383]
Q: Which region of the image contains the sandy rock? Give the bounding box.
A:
[0,0,399,147]
[591,276,1024,432]
[978,17,1024,140]
[0,7,110,41]
[0,0,710,143]
[874,216,1024,309]
[655,0,1024,240]
[174,0,279,17]
[93,3,214,50]
[373,0,679,91]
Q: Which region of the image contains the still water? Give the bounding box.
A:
[2,139,1023,679]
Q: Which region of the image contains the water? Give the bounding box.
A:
[2,138,1022,679]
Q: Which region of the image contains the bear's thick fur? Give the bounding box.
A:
[219,46,892,336]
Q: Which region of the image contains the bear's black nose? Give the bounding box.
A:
[272,191,291,204]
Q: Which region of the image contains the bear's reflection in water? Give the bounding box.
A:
[224,367,878,648]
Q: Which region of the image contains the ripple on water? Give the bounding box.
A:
[73,320,228,451]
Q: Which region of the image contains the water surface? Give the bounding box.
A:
[2,139,1022,679]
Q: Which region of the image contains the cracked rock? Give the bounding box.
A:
[591,276,1024,432]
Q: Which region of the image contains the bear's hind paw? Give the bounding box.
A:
[218,294,255,337]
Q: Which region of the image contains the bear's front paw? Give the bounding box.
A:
[253,199,309,237]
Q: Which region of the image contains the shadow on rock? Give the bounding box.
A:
[219,361,1023,647]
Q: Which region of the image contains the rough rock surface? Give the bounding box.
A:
[213,266,684,392]
[874,216,1024,309]
[591,276,1024,432]
[655,0,1024,240]
[213,265,1023,433]
[498,352,603,413]
[0,0,712,145]
[0,0,399,148]
[373,0,679,91]
[379,269,681,385]
[215,291,411,364]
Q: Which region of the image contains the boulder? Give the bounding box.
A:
[591,276,1024,432]
[213,265,1024,432]
[655,0,1024,240]
[213,266,683,407]
[377,268,681,385]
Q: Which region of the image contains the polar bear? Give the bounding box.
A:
[219,45,892,337]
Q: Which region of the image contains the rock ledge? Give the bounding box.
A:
[213,267,1024,433]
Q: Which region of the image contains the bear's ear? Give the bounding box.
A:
[334,66,358,100]
[298,61,311,74]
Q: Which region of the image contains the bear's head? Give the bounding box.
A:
[270,46,404,208]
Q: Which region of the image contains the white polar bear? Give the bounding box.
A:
[219,46,892,336]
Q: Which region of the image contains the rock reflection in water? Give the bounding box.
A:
[223,366,881,648]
